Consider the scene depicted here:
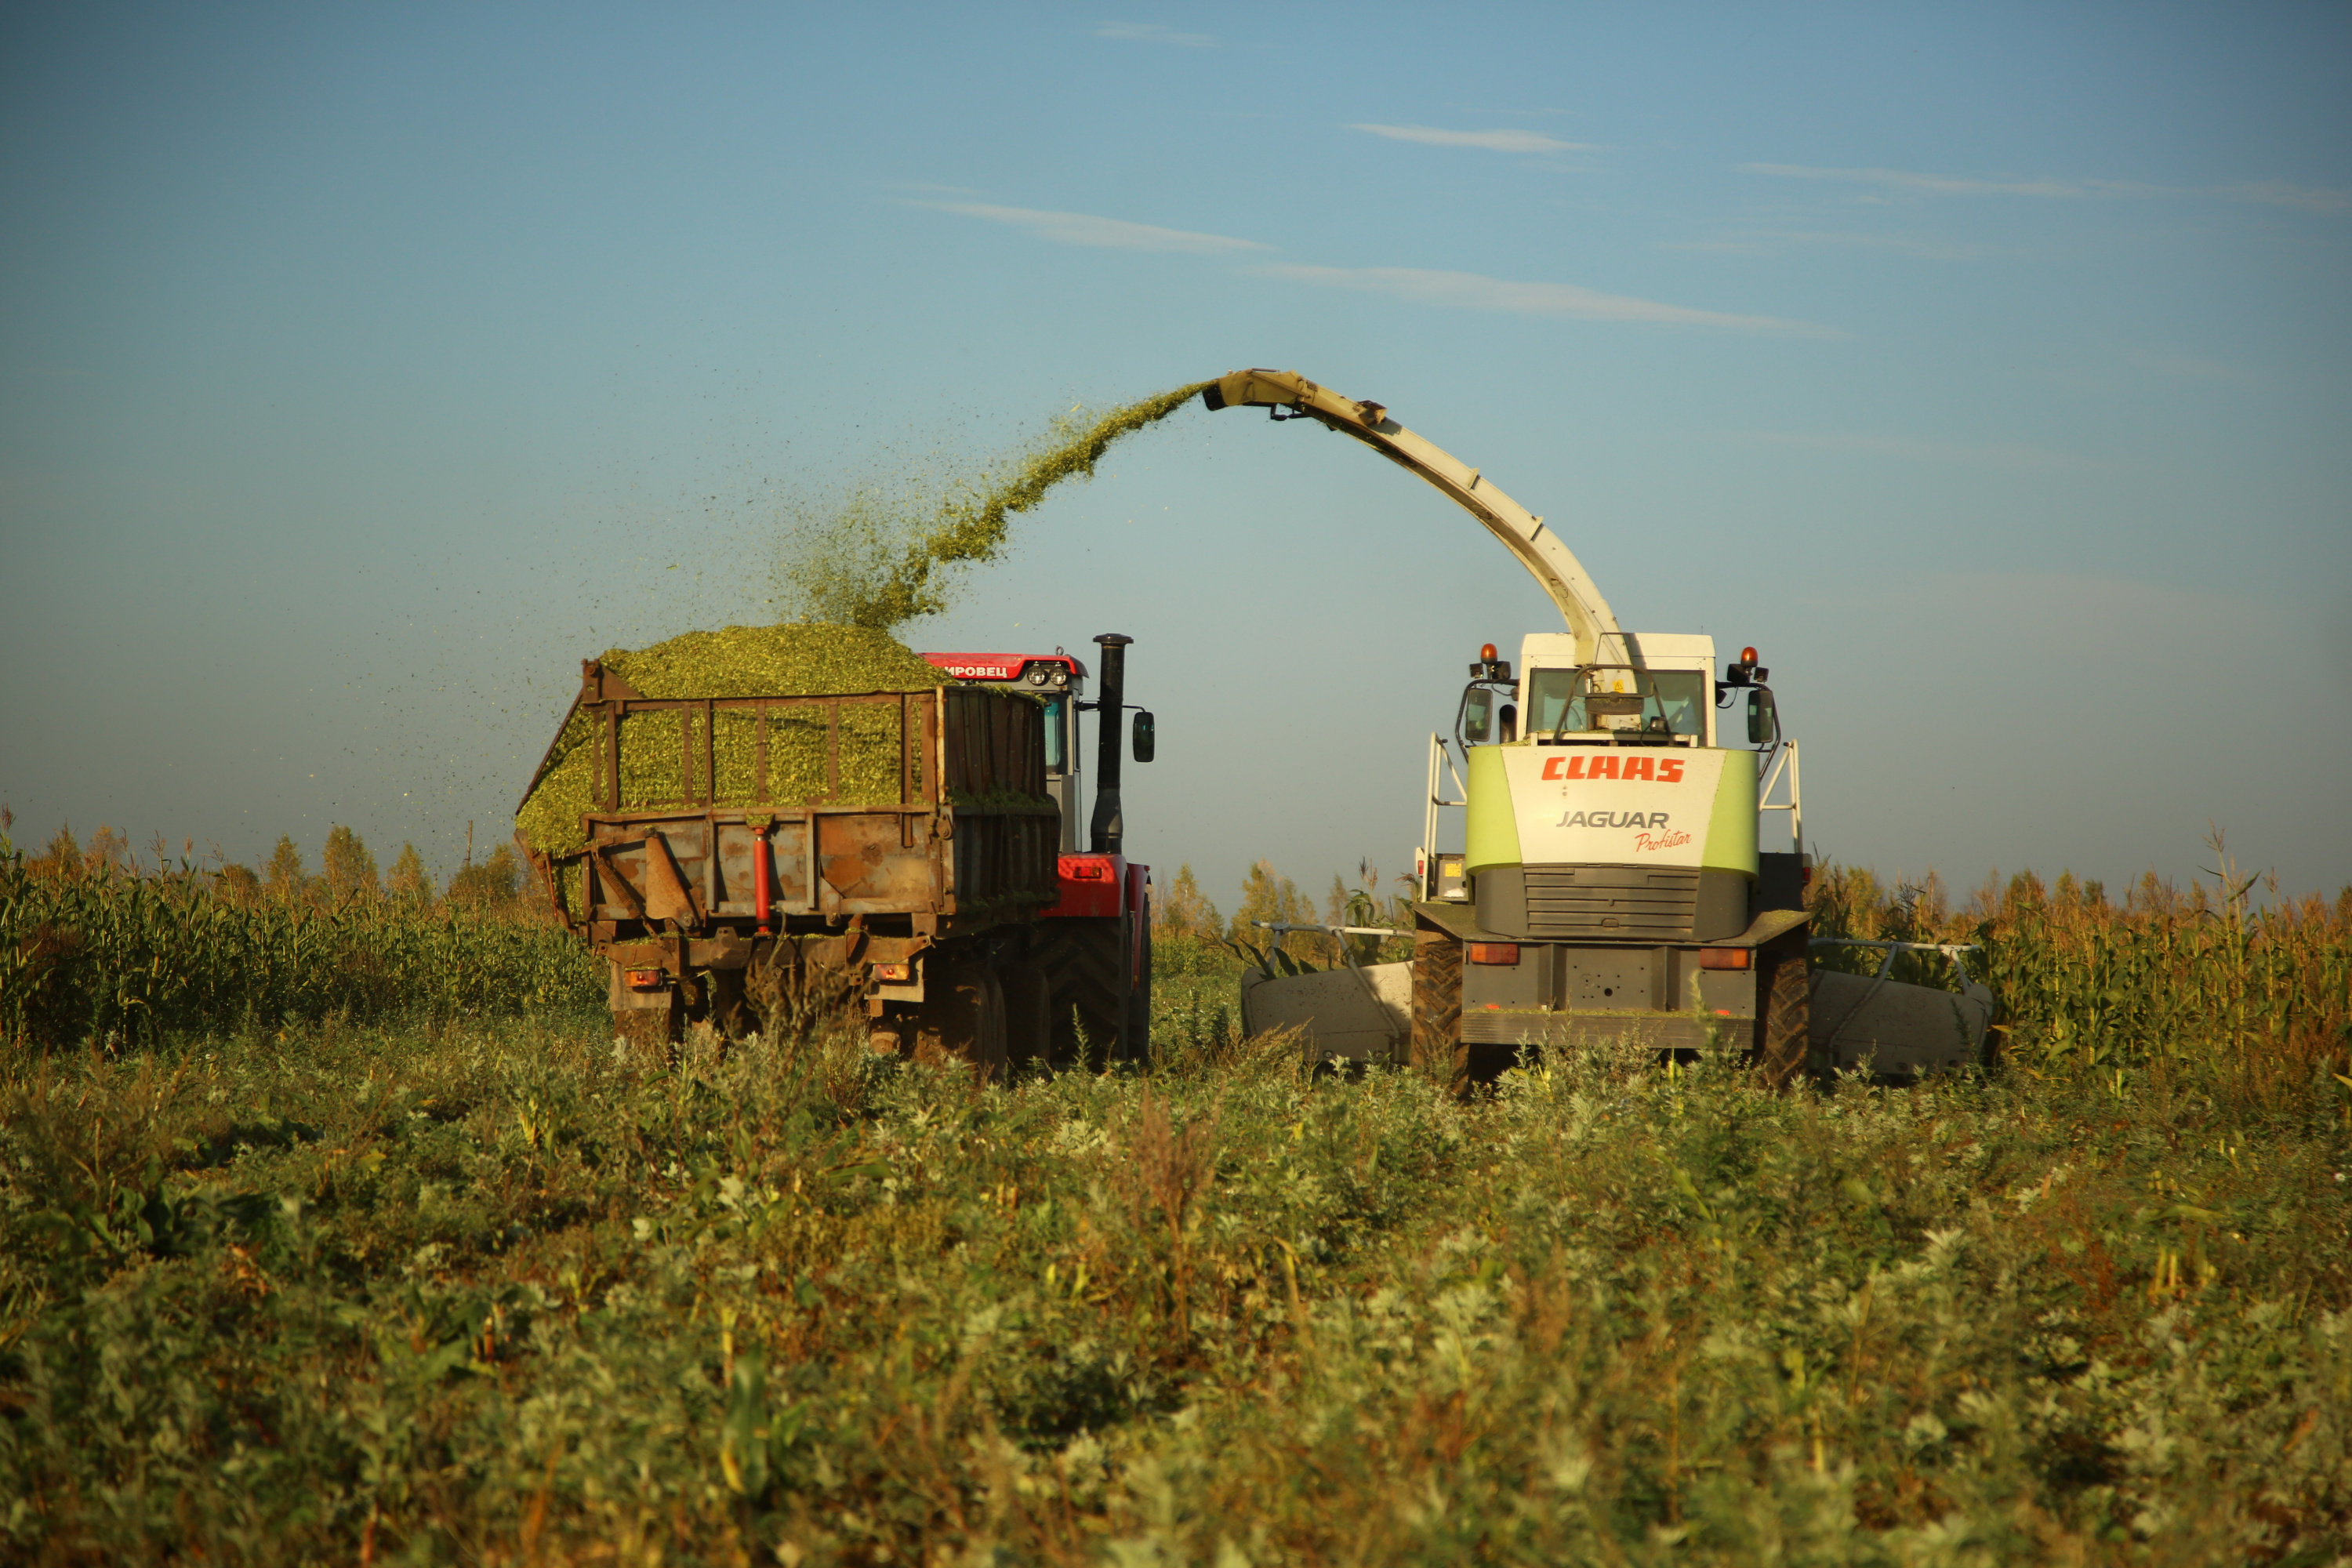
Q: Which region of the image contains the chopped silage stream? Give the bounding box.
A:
[775,382,1212,629]
[518,382,1210,858]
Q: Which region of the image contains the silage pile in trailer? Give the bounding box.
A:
[515,624,953,857]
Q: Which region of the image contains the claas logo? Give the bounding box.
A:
[1541,755,1686,782]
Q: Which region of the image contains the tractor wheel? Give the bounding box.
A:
[608,960,681,1066]
[1003,960,1054,1072]
[1033,916,1124,1071]
[1753,929,1813,1091]
[909,961,1007,1080]
[1410,929,1467,1097]
[706,967,754,1040]
[1123,892,1153,1065]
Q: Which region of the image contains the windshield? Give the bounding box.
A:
[1645,673,1706,736]
[1526,668,1708,739]
[1041,696,1066,771]
[1526,668,1582,734]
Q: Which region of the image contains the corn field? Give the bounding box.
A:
[1805,854,2352,1099]
[0,854,601,1048]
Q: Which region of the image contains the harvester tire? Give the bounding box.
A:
[1753,928,1812,1091]
[1410,930,1467,1097]
[1034,916,1123,1072]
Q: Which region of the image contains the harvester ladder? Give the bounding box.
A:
[1421,732,1469,898]
[1759,738,1802,852]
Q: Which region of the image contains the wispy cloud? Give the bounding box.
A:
[1743,163,2349,213]
[1348,124,1596,154]
[1095,21,1214,47]
[2224,179,2350,213]
[916,202,1269,254]
[1739,163,2121,198]
[919,202,1834,333]
[1663,229,1993,261]
[1258,264,1838,335]
[1740,430,2096,471]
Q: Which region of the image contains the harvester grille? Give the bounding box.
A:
[1522,865,1700,938]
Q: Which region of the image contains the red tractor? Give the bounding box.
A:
[919,633,1154,1066]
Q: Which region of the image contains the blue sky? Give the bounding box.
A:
[3,2,2347,906]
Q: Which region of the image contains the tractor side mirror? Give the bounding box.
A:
[1746,688,1779,746]
[1131,710,1155,763]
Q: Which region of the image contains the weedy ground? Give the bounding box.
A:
[2,977,2348,1565]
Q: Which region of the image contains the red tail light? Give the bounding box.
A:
[1699,948,1751,971]
[1467,942,1519,966]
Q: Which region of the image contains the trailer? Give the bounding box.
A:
[517,626,1152,1072]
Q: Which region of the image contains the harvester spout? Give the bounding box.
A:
[1203,368,1626,665]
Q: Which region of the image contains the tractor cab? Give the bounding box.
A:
[920,650,1087,851]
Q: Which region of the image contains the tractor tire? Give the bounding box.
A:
[706,967,755,1041]
[1003,960,1054,1072]
[1123,892,1153,1065]
[1752,927,1813,1091]
[1034,916,1125,1071]
[1410,929,1467,1097]
[909,961,1008,1080]
[609,960,681,1066]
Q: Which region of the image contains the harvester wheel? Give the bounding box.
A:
[1410,929,1467,1097]
[1753,928,1813,1091]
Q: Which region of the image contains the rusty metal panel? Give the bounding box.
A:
[590,837,648,920]
[817,812,937,915]
[710,818,816,916]
[641,829,701,926]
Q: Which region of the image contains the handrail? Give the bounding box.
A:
[1759,737,1802,851]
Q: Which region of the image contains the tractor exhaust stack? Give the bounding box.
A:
[1089,633,1132,855]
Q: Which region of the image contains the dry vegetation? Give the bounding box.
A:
[2,825,2349,1563]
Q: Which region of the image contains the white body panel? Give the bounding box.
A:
[1501,746,1729,869]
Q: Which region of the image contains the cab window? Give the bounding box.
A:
[1041,696,1066,771]
[1526,667,1708,738]
[1642,673,1707,736]
[1526,668,1583,734]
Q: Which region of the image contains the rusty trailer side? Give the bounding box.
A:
[522,662,1058,1055]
